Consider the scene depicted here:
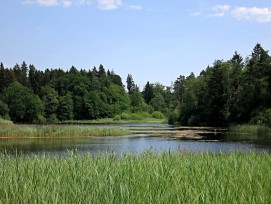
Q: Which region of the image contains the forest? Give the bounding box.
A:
[0,43,271,127]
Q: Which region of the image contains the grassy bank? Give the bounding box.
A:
[62,118,168,125]
[0,125,130,138]
[0,151,270,203]
[62,112,168,124]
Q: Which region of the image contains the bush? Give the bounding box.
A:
[168,111,179,125]
[130,106,142,113]
[120,113,130,120]
[47,114,59,124]
[0,100,10,120]
[0,118,13,125]
[152,111,165,119]
[187,115,200,126]
[35,115,46,124]
[130,113,143,121]
[250,108,271,126]
[113,115,121,121]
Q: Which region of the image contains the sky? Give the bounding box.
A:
[1,0,271,89]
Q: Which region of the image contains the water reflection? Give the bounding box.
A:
[0,135,270,157]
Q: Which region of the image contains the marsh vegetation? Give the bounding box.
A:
[0,125,130,138]
[0,151,270,203]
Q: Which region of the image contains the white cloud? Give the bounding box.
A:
[97,0,122,10]
[207,5,271,23]
[231,7,271,23]
[62,0,72,7]
[127,5,142,10]
[191,12,202,16]
[23,0,59,6]
[209,5,231,17]
[78,0,93,6]
[23,0,94,7]
[22,0,143,11]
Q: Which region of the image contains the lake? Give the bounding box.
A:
[1,124,271,156]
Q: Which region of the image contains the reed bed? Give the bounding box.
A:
[228,124,271,139]
[0,151,270,203]
[0,125,131,138]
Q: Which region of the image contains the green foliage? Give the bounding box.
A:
[0,125,130,137]
[130,92,144,107]
[113,115,121,121]
[35,114,47,124]
[142,81,154,104]
[228,124,270,138]
[41,86,59,118]
[120,113,131,120]
[0,118,13,125]
[3,82,44,123]
[174,75,186,105]
[152,111,165,119]
[0,100,10,119]
[149,93,166,112]
[46,114,59,124]
[0,152,270,203]
[106,84,130,115]
[0,63,5,93]
[168,112,179,125]
[58,92,74,121]
[175,44,271,127]
[126,74,136,94]
[1,43,270,126]
[84,91,109,119]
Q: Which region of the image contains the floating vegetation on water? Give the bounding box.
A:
[0,151,270,203]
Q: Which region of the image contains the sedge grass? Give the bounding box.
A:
[0,151,270,203]
[228,124,271,139]
[0,125,130,138]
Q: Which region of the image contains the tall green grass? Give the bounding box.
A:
[0,125,130,138]
[228,124,271,139]
[0,151,270,203]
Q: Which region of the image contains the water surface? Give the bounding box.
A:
[0,124,270,156]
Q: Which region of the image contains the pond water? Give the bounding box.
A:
[1,124,271,156]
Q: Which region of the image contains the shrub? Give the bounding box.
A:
[0,118,13,125]
[130,113,143,120]
[152,111,165,119]
[187,115,200,126]
[168,111,179,125]
[35,115,47,124]
[47,114,59,124]
[120,113,130,120]
[0,100,10,120]
[113,115,121,121]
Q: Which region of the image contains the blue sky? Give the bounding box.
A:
[1,0,271,88]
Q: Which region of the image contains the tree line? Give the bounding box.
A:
[0,63,177,123]
[173,43,271,126]
[0,43,270,126]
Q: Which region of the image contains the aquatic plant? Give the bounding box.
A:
[228,124,271,138]
[0,125,130,138]
[0,151,270,203]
